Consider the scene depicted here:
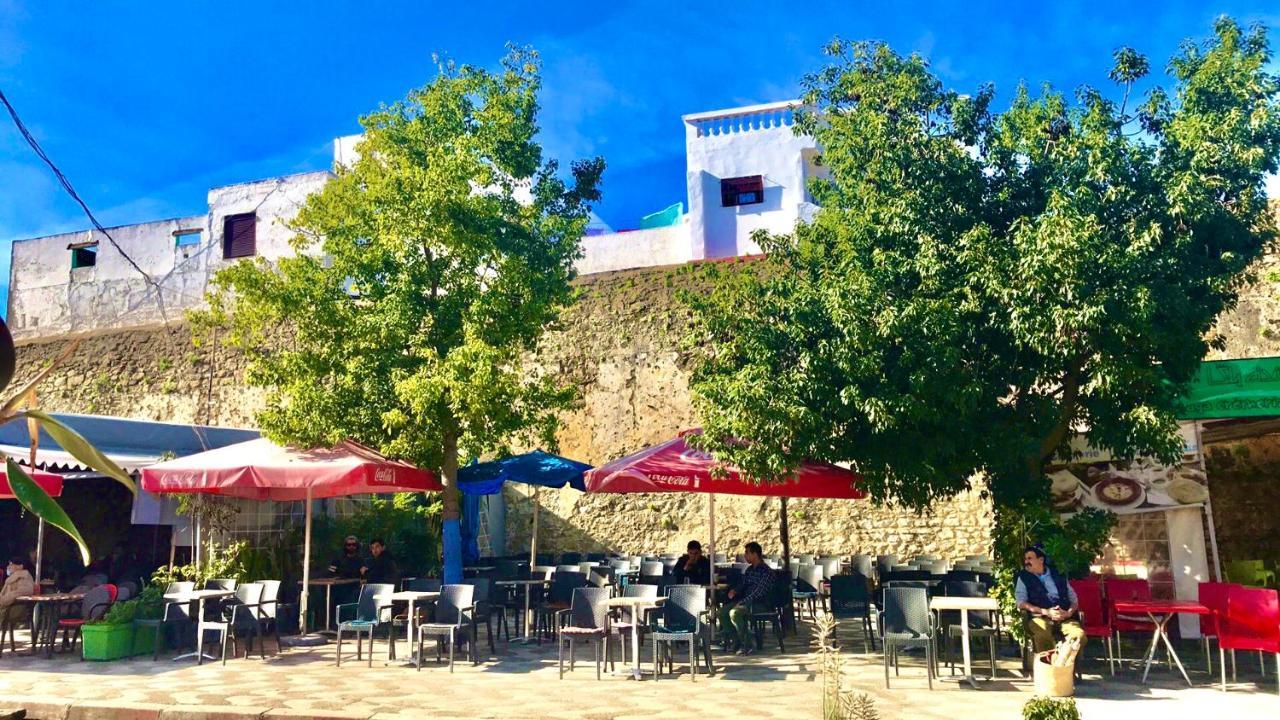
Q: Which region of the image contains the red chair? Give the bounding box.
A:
[1105,578,1155,664]
[1198,581,1238,673]
[1218,585,1279,694]
[57,583,117,656]
[1070,579,1115,675]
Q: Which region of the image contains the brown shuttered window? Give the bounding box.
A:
[720,175,764,207]
[223,213,257,259]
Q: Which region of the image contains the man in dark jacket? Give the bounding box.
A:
[328,536,364,578]
[1015,545,1085,653]
[361,538,400,586]
[673,540,711,585]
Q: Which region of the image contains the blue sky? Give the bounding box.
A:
[2,1,1278,291]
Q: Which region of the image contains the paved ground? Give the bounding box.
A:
[0,620,1276,720]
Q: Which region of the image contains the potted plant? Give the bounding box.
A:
[81,587,163,661]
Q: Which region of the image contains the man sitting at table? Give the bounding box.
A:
[328,536,364,579]
[673,540,711,585]
[361,538,400,586]
[1015,545,1085,654]
[1,555,35,627]
[715,541,773,655]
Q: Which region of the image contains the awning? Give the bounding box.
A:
[0,412,260,473]
[1179,357,1280,420]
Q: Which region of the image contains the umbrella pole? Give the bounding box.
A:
[529,487,539,567]
[780,497,791,571]
[301,487,313,634]
[34,517,45,584]
[708,493,716,587]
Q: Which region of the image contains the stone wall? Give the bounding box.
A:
[1205,435,1280,565]
[12,260,995,561]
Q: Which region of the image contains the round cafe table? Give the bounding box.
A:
[1112,599,1212,685]
[14,593,83,658]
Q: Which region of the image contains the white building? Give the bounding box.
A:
[7,100,816,340]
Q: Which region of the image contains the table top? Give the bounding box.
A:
[1113,600,1211,615]
[164,589,234,601]
[930,596,1001,611]
[606,596,666,608]
[464,566,496,572]
[391,590,440,601]
[14,592,83,603]
[300,577,362,586]
[495,578,549,586]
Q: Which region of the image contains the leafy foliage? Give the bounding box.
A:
[91,585,165,625]
[150,541,248,588]
[192,47,603,579]
[687,20,1280,513]
[1022,697,1081,720]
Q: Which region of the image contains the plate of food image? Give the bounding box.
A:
[1048,469,1084,511]
[1091,475,1146,511]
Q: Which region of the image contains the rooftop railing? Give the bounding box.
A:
[683,100,801,139]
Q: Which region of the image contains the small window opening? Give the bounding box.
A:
[720,175,765,207]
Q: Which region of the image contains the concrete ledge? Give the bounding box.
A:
[68,702,165,720]
[0,697,70,720]
[156,707,270,720]
[263,710,373,719]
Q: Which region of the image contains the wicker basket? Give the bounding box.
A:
[1033,650,1075,697]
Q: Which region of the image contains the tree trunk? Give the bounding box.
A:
[780,497,791,570]
[440,425,463,584]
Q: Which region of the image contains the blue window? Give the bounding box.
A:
[175,231,201,248]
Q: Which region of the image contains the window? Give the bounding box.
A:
[222,213,256,259]
[174,230,201,248]
[69,242,98,269]
[720,175,764,207]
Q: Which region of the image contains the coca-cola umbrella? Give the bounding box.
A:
[0,464,64,583]
[584,429,865,585]
[140,438,441,633]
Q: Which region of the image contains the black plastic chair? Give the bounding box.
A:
[557,587,612,680]
[748,570,789,652]
[880,586,935,689]
[651,584,715,680]
[335,583,394,667]
[199,582,264,665]
[416,583,476,672]
[535,571,586,643]
[794,564,824,619]
[850,554,874,579]
[829,573,876,653]
[560,552,582,566]
[876,555,899,577]
[609,583,658,661]
[133,581,194,661]
[461,577,505,654]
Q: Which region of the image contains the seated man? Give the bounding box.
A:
[361,538,400,586]
[715,541,773,655]
[1015,545,1085,654]
[328,536,364,579]
[1,556,35,628]
[673,540,711,585]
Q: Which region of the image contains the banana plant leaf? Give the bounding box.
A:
[23,409,135,493]
[5,457,89,565]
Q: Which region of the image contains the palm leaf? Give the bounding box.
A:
[5,458,89,565]
[22,409,135,493]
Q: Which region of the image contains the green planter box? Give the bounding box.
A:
[81,623,156,661]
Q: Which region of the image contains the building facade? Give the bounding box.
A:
[8,100,815,340]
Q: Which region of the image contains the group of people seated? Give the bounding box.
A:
[327,535,400,585]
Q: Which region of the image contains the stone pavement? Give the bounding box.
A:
[0,622,1276,720]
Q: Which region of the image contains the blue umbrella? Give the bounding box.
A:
[457,450,589,496]
[457,451,590,568]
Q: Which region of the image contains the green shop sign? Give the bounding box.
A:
[1179,356,1280,419]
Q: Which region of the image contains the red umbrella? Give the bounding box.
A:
[140,438,439,500]
[0,464,63,499]
[1,464,63,584]
[585,429,864,582]
[141,438,441,633]
[585,429,864,499]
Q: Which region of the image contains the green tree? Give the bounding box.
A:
[687,20,1279,543]
[195,47,603,582]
